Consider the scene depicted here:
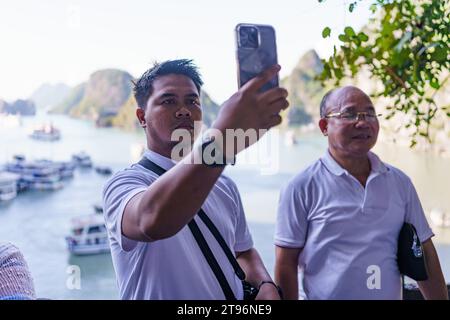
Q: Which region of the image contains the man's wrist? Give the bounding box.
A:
[196,130,236,167]
[258,281,283,298]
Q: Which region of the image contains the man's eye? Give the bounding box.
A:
[341,113,356,119]
[188,99,200,106]
[162,99,176,105]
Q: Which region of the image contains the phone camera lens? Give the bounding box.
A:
[239,26,259,49]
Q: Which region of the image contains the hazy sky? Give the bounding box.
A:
[0,0,374,103]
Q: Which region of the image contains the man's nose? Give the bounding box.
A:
[354,116,370,128]
[175,106,192,118]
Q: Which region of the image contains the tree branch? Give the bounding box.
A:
[384,66,407,90]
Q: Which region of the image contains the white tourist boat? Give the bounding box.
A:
[29,123,61,141]
[5,159,64,191]
[65,209,110,255]
[0,172,20,201]
[36,159,75,179]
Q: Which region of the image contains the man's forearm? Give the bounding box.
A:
[418,277,449,300]
[275,264,298,300]
[137,151,225,240]
[236,248,273,286]
[417,240,449,300]
[275,246,301,300]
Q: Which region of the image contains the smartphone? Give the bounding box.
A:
[235,23,279,92]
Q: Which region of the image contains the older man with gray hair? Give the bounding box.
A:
[274,86,448,300]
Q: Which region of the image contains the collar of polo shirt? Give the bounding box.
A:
[321,149,389,177]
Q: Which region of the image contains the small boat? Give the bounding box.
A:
[57,161,76,179]
[0,172,20,201]
[65,213,110,255]
[13,154,26,162]
[93,203,103,214]
[29,123,61,141]
[72,152,93,168]
[95,166,112,175]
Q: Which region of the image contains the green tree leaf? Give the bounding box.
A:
[357,32,369,42]
[430,79,440,89]
[349,2,356,12]
[431,46,448,63]
[344,26,355,37]
[322,27,331,38]
[338,34,349,42]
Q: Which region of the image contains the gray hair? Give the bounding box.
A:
[319,88,336,118]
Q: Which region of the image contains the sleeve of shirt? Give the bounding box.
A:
[404,177,434,243]
[229,182,254,253]
[102,168,153,252]
[275,180,307,248]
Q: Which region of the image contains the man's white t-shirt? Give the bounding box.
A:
[102,149,253,300]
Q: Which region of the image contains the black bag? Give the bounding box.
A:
[242,280,259,300]
[397,223,428,281]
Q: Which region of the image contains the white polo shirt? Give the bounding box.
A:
[275,150,434,300]
[102,149,253,300]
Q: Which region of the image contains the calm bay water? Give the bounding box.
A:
[0,112,449,299]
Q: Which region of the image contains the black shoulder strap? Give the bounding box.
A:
[138,157,246,299]
[187,218,236,300]
[138,157,166,176]
[196,210,246,280]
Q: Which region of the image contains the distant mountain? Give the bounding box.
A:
[30,83,71,110]
[51,68,221,130]
[51,69,133,125]
[43,52,329,130]
[282,49,326,126]
[74,69,133,119]
[0,99,9,113]
[51,83,86,115]
[0,99,36,116]
[200,91,220,127]
[109,90,220,129]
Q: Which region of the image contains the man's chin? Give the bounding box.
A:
[348,143,375,157]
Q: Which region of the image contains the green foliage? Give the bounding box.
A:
[319,0,450,146]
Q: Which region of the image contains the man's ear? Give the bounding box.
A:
[136,108,146,128]
[319,118,328,136]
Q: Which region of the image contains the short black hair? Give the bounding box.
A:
[319,88,336,118]
[133,59,203,109]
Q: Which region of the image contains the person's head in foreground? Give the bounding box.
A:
[0,243,36,300]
